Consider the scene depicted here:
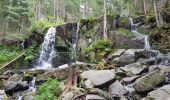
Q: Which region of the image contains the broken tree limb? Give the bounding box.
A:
[0,51,26,71]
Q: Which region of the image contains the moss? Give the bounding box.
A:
[119,17,129,28]
[113,28,133,36]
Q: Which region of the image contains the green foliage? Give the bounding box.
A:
[119,17,129,28]
[24,46,39,61]
[0,46,20,67]
[114,28,133,36]
[30,18,65,33]
[84,39,114,63]
[35,79,61,100]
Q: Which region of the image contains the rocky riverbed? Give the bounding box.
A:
[1,49,170,100]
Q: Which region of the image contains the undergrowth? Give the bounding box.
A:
[35,79,61,100]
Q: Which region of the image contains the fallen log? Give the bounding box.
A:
[0,51,26,71]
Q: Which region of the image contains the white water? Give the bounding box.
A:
[71,22,80,62]
[18,96,22,100]
[36,27,56,69]
[129,17,151,50]
[29,77,36,92]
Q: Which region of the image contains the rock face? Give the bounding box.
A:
[142,85,170,100]
[133,70,165,92]
[120,62,148,76]
[80,70,116,87]
[109,81,128,97]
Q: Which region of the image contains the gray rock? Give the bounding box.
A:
[8,74,22,82]
[149,65,170,72]
[133,70,165,92]
[4,74,29,93]
[108,49,126,60]
[142,85,170,100]
[109,81,128,96]
[0,90,7,99]
[122,76,139,84]
[86,94,106,100]
[112,49,144,66]
[120,62,148,76]
[80,70,116,87]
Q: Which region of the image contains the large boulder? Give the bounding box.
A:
[112,49,144,66]
[3,74,29,93]
[80,70,116,88]
[107,49,126,61]
[133,70,165,92]
[142,85,170,100]
[120,62,148,76]
[109,80,128,97]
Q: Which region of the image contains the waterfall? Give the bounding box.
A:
[29,77,36,92]
[36,27,56,69]
[129,17,151,50]
[18,96,22,100]
[71,22,80,62]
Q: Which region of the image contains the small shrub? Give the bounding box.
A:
[24,46,39,62]
[35,79,61,100]
[84,39,114,63]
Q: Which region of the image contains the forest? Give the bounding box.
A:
[0,0,170,100]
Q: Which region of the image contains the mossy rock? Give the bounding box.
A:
[119,17,129,29]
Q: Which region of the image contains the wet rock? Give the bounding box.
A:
[133,70,165,92]
[0,90,8,100]
[142,85,170,100]
[109,81,128,97]
[80,70,116,88]
[112,49,144,66]
[120,62,148,76]
[86,94,106,100]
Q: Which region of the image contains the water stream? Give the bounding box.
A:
[129,17,151,50]
[71,22,80,62]
[36,27,56,69]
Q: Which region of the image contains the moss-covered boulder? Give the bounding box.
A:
[133,70,165,92]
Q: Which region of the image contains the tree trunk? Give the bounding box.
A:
[103,0,107,39]
[143,0,147,15]
[154,0,160,28]
[53,0,56,21]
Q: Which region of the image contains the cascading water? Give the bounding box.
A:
[36,27,56,69]
[129,17,151,50]
[71,22,80,62]
[29,77,36,92]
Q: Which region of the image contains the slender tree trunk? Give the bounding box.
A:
[103,0,107,39]
[143,0,147,15]
[154,0,160,28]
[53,0,56,21]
